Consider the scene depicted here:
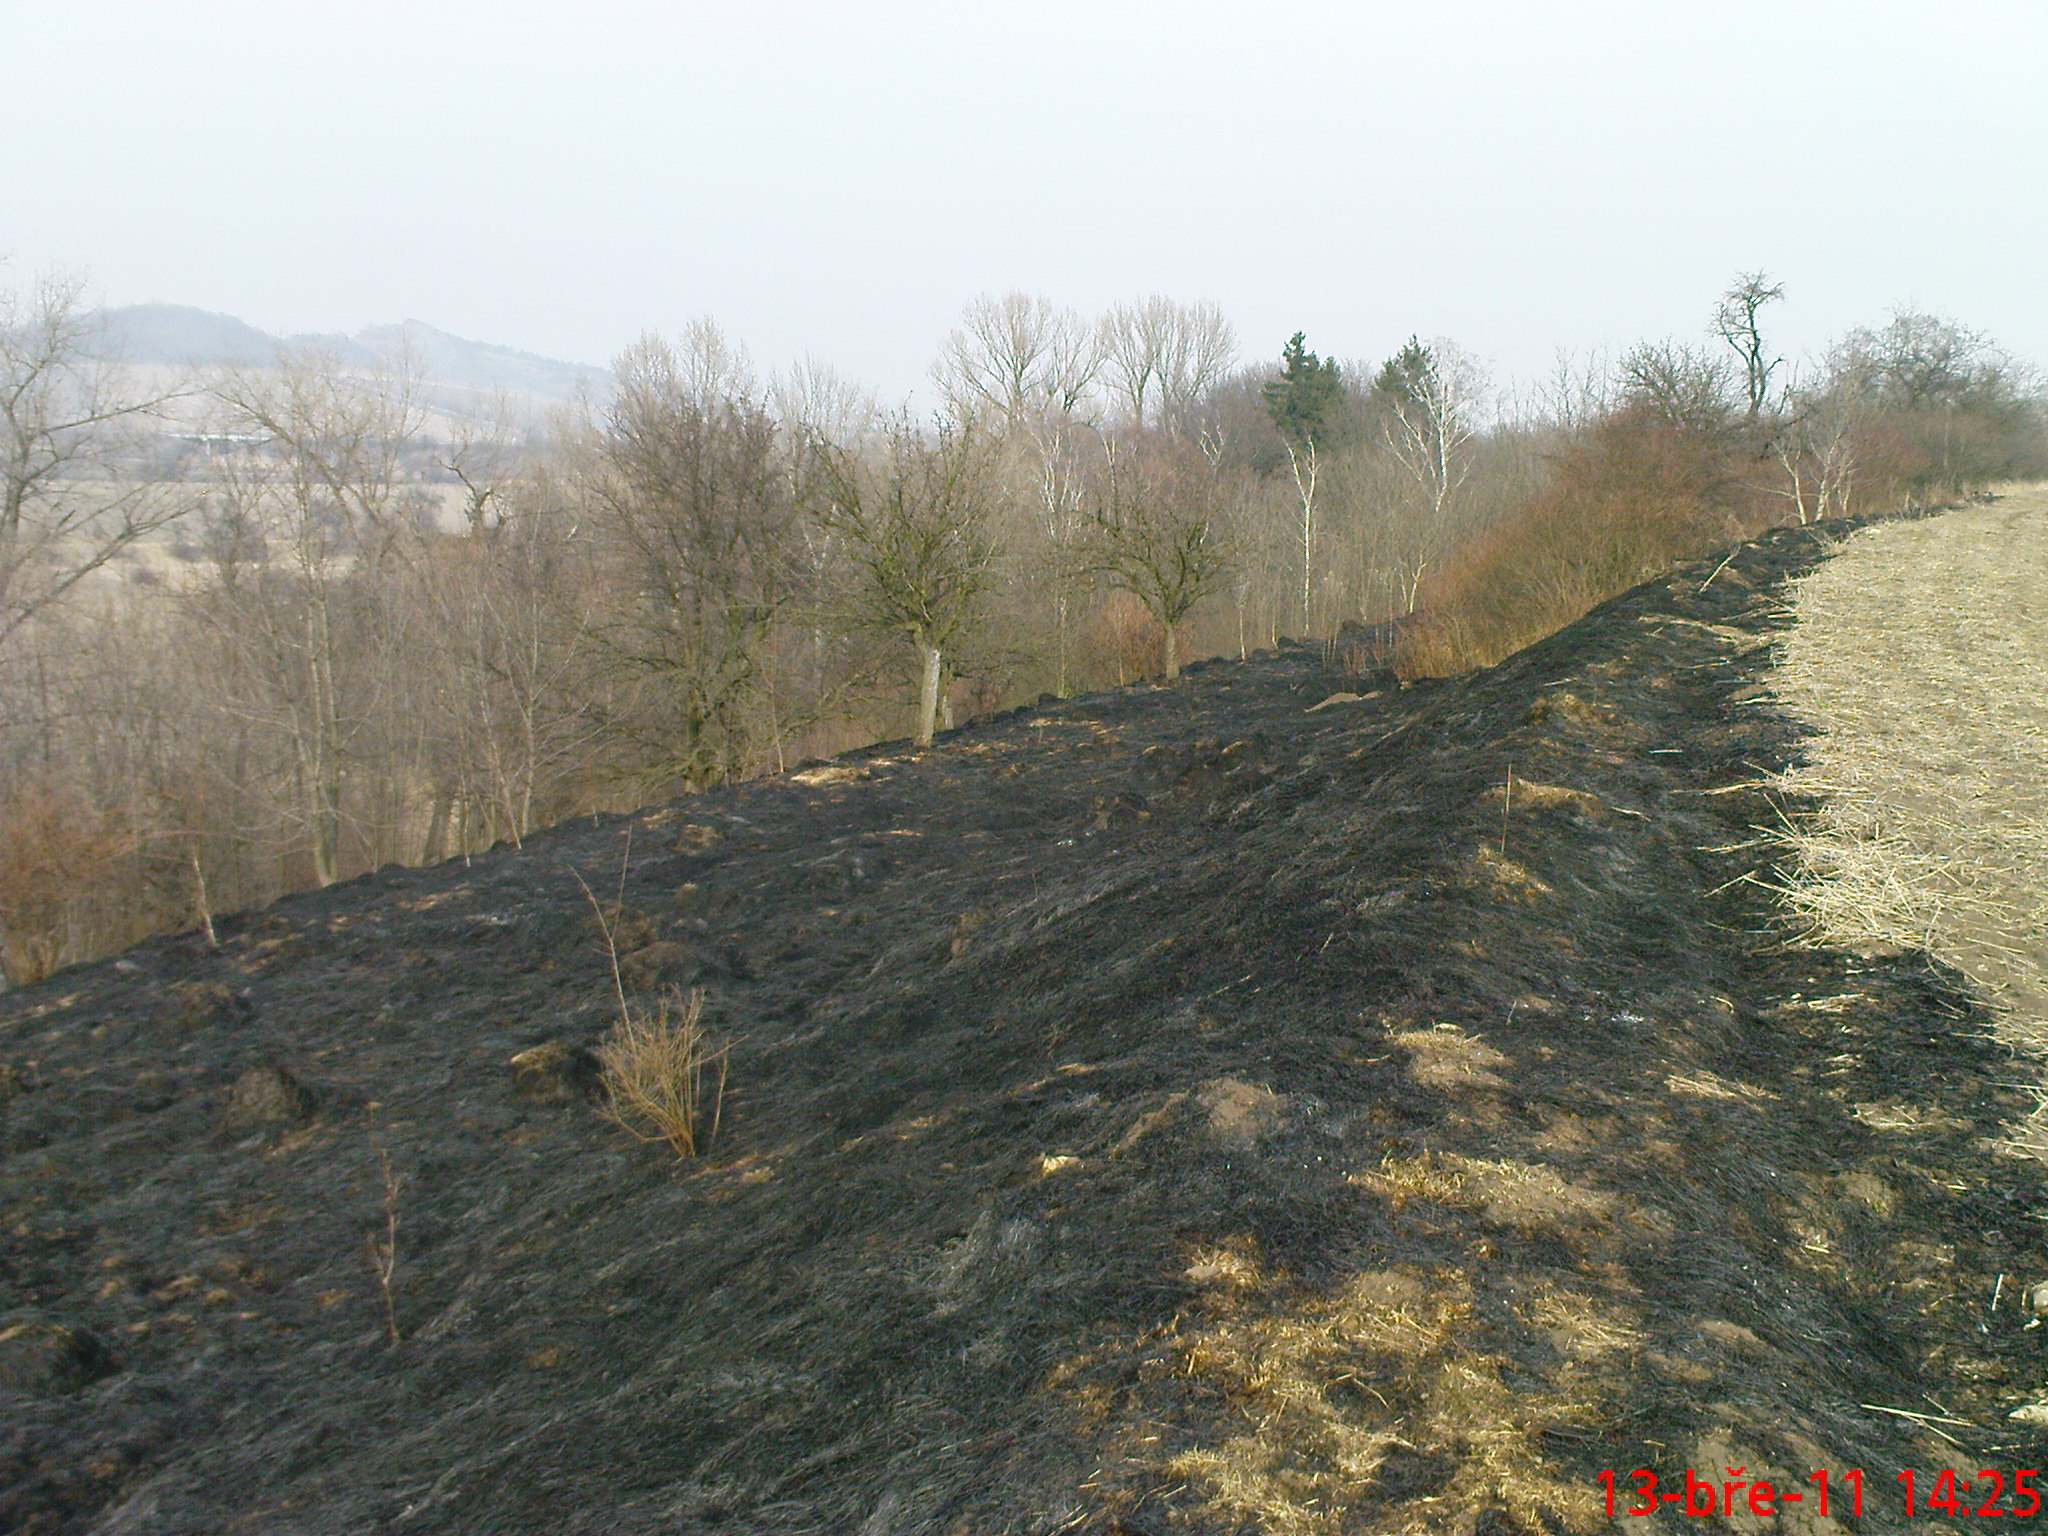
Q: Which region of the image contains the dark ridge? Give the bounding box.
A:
[3,519,2042,1533]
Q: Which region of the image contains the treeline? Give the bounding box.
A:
[1404,283,2048,670]
[1,274,2041,983]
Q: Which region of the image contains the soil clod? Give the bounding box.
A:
[508,1040,603,1104]
[224,1065,315,1126]
[0,1319,116,1394]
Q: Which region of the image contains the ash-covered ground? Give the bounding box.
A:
[6,520,2046,1535]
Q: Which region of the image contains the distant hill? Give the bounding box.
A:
[96,304,278,368]
[97,304,610,407]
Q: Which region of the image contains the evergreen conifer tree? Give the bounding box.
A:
[1262,332,1345,631]
[1262,331,1344,449]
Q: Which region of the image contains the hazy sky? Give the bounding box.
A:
[5,1,2046,403]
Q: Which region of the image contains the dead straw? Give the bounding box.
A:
[1764,492,2048,1085]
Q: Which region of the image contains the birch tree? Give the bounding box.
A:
[1373,337,1481,612]
[414,472,605,853]
[1261,332,1344,633]
[1773,358,1889,523]
[198,344,430,885]
[933,294,1102,694]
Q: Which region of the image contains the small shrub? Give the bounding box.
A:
[0,776,133,986]
[1086,589,1165,686]
[596,988,727,1159]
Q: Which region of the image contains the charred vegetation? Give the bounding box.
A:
[3,519,2045,1533]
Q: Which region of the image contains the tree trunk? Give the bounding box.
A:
[187,840,219,948]
[1287,440,1319,637]
[1162,622,1180,682]
[420,784,453,865]
[312,770,342,887]
[1053,584,1070,697]
[915,641,942,747]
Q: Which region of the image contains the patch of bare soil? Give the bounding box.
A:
[5,520,2047,1534]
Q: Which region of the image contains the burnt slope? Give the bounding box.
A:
[5,521,2046,1534]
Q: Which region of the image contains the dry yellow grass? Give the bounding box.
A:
[1768,487,2048,1144]
[1165,1259,1606,1536]
[597,988,728,1159]
[576,868,729,1160]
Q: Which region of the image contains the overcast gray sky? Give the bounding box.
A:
[4,0,2045,402]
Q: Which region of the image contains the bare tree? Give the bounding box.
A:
[1833,308,1991,409]
[933,292,1099,433]
[1532,348,1617,437]
[1713,272,1785,424]
[772,357,880,446]
[814,420,997,745]
[442,393,528,536]
[931,294,1110,696]
[196,343,431,885]
[1772,379,1862,524]
[1620,341,1736,436]
[1086,431,1231,680]
[213,339,433,566]
[0,273,193,649]
[1826,310,2047,497]
[414,467,606,852]
[579,329,812,791]
[1020,413,1099,695]
[1324,449,1441,625]
[1098,298,1237,434]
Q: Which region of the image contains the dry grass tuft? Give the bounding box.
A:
[1767,488,2048,1070]
[788,763,869,787]
[1351,1144,1632,1243]
[1481,775,1607,820]
[1184,1235,1265,1291]
[1525,1285,1645,1358]
[577,864,728,1160]
[1463,847,1555,902]
[596,988,727,1159]
[1666,1069,1776,1102]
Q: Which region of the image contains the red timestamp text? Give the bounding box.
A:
[1597,1466,2045,1519]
